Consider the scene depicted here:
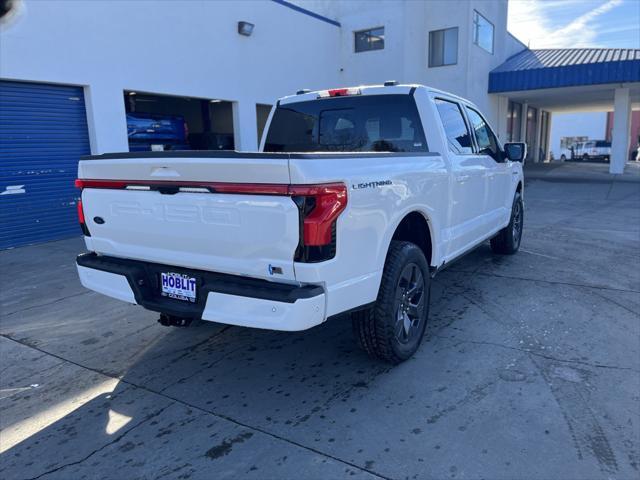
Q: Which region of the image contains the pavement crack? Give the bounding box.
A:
[26,403,172,480]
[2,291,93,318]
[586,288,640,317]
[434,334,640,373]
[444,270,640,295]
[158,341,244,394]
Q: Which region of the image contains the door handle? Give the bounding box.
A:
[457,175,470,182]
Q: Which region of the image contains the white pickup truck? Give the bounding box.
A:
[76,83,525,363]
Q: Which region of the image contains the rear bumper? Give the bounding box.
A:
[76,253,326,331]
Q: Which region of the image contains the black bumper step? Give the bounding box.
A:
[77,253,323,319]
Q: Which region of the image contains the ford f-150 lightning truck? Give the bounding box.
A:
[75,83,526,364]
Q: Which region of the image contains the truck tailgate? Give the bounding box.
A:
[78,154,299,282]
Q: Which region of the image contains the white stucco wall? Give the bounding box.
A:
[0,0,341,153]
[1,0,522,152]
[297,0,525,133]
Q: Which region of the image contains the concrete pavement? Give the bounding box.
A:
[525,160,640,183]
[1,177,639,480]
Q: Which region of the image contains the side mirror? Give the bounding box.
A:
[504,142,526,162]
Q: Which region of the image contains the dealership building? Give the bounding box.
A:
[1,0,639,249]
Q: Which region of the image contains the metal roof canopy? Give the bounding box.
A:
[489,48,640,112]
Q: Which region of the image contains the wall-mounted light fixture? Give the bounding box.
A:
[238,21,254,37]
[210,99,222,103]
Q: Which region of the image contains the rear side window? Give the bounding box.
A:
[595,141,611,147]
[264,95,427,153]
[434,98,472,154]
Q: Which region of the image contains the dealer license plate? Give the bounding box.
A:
[160,272,197,303]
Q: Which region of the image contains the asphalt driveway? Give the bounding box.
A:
[1,176,639,480]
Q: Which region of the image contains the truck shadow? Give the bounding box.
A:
[2,253,486,479]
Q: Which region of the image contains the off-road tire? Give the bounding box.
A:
[490,191,523,254]
[352,241,430,364]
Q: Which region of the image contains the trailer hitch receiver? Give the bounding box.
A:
[158,313,193,327]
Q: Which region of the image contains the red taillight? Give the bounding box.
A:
[77,200,85,224]
[75,179,128,189]
[328,88,349,97]
[77,199,91,236]
[212,183,290,195]
[290,183,347,246]
[74,178,348,251]
[318,87,361,98]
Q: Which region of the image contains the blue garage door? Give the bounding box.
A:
[0,80,91,249]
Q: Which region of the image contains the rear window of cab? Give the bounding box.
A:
[264,94,428,153]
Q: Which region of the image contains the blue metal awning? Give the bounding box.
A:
[489,48,640,93]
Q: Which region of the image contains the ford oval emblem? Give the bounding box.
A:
[93,216,105,224]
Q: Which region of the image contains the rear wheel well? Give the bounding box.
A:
[516,182,522,193]
[391,212,432,265]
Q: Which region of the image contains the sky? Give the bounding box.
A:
[507,0,640,49]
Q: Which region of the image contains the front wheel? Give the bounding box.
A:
[352,241,430,364]
[490,191,523,255]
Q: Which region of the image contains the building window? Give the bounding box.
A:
[354,27,384,52]
[473,10,494,54]
[507,101,522,142]
[429,27,458,67]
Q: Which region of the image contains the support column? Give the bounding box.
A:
[520,102,528,144]
[610,87,631,174]
[232,101,258,152]
[533,108,543,163]
[83,83,129,154]
[545,113,553,161]
[496,96,509,142]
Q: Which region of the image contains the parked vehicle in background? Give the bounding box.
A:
[126,112,190,152]
[569,140,611,162]
[559,146,573,161]
[75,83,526,364]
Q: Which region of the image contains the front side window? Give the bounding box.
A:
[264,94,427,153]
[473,11,494,53]
[434,99,472,154]
[355,27,385,52]
[466,107,501,161]
[429,27,458,67]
